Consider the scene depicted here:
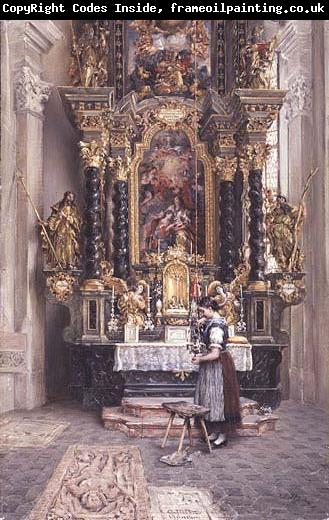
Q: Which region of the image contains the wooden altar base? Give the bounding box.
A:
[102,397,278,439]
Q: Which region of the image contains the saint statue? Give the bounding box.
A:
[240,26,276,89]
[266,193,305,272]
[42,191,82,270]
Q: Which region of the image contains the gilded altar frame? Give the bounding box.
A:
[129,114,216,266]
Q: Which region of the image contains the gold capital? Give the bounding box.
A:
[79,140,106,170]
[215,156,238,182]
[242,143,271,171]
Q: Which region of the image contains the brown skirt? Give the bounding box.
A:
[205,351,242,434]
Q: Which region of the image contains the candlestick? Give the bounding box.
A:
[112,285,115,300]
[158,239,160,256]
[240,284,243,301]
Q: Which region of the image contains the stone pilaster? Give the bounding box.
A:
[0,21,62,413]
[277,21,315,403]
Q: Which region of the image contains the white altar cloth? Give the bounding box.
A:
[226,341,253,371]
[114,343,197,372]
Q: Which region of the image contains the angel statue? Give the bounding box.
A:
[41,191,82,270]
[117,281,149,327]
[240,26,277,89]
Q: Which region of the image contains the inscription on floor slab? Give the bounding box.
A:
[28,445,151,520]
[0,418,69,448]
[149,486,225,520]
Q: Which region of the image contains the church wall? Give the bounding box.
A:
[312,21,329,408]
[0,21,63,413]
[278,21,329,409]
[43,20,82,400]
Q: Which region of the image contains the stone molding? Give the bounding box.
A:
[277,21,312,61]
[14,66,52,115]
[8,21,63,57]
[0,351,26,371]
[284,76,313,122]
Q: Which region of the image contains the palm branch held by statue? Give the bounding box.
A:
[17,174,82,271]
[17,174,63,270]
[265,168,318,272]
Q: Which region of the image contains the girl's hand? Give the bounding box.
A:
[191,355,202,365]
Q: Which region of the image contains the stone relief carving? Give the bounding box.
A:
[0,351,26,369]
[14,66,51,115]
[284,76,312,122]
[30,445,151,520]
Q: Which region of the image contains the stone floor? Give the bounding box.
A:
[0,399,328,520]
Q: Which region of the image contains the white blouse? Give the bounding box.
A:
[209,327,224,350]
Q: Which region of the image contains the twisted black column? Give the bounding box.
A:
[113,180,129,279]
[248,169,265,282]
[84,167,102,279]
[220,180,236,283]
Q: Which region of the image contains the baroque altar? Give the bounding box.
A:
[42,21,308,409]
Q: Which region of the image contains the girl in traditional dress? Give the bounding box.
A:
[192,297,241,447]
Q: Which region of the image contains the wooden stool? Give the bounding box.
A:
[161,401,212,453]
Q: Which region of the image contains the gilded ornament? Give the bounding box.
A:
[214,156,237,182]
[239,26,277,89]
[174,371,191,382]
[41,191,82,270]
[79,140,106,169]
[69,21,110,88]
[117,281,149,326]
[265,168,319,274]
[47,272,75,302]
[244,143,271,171]
[208,281,240,326]
[275,275,306,306]
[100,261,127,294]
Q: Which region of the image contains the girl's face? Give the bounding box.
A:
[199,306,214,319]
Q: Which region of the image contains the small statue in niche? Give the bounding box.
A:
[265,191,305,272]
[41,191,82,270]
[117,281,148,326]
[69,21,110,88]
[239,26,276,89]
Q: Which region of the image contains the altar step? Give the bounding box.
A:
[102,397,278,439]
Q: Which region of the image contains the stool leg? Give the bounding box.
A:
[178,418,188,452]
[187,418,193,447]
[161,412,175,448]
[200,418,212,453]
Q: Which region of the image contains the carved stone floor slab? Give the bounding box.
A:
[0,418,69,448]
[149,486,225,520]
[27,444,151,520]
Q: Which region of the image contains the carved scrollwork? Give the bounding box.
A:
[47,272,76,302]
[244,143,271,171]
[79,140,106,170]
[14,66,51,115]
[215,156,237,182]
[0,351,26,369]
[275,275,306,306]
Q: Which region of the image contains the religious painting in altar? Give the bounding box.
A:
[127,20,211,99]
[138,129,206,261]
